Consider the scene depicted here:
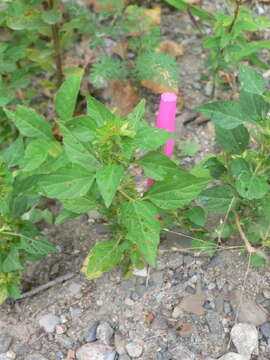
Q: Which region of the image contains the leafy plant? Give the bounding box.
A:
[3,69,208,282]
[196,65,270,265]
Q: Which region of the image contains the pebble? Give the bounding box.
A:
[263,289,270,299]
[114,332,126,355]
[152,315,168,330]
[16,344,30,355]
[25,354,49,360]
[76,343,113,360]
[0,355,12,360]
[6,351,16,360]
[67,282,82,297]
[261,322,270,338]
[125,343,143,358]
[183,255,193,266]
[206,311,223,336]
[218,353,248,360]
[119,356,130,360]
[231,323,258,359]
[96,322,114,345]
[0,334,12,353]
[224,302,231,314]
[125,298,135,306]
[55,334,74,349]
[208,282,216,290]
[70,307,82,319]
[104,351,118,360]
[38,314,60,333]
[84,321,100,343]
[169,344,195,359]
[172,305,183,319]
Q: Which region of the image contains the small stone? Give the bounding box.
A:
[6,351,16,360]
[114,332,126,355]
[172,305,183,319]
[263,289,270,299]
[205,81,213,97]
[125,298,135,306]
[104,351,118,360]
[183,255,193,265]
[126,343,143,358]
[76,343,113,360]
[56,325,66,335]
[231,323,258,359]
[0,355,11,360]
[55,334,74,349]
[261,322,270,338]
[96,300,103,306]
[206,311,223,336]
[218,353,248,360]
[25,354,49,360]
[85,321,100,343]
[38,313,60,333]
[169,344,195,359]
[119,356,130,360]
[224,302,231,314]
[67,282,82,297]
[152,315,168,330]
[55,352,65,359]
[215,294,224,314]
[208,282,216,290]
[0,334,12,353]
[16,344,30,355]
[70,307,81,319]
[88,210,102,220]
[96,322,114,345]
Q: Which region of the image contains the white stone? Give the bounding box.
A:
[231,323,258,359]
[125,343,143,358]
[76,343,113,360]
[38,313,60,333]
[218,353,248,360]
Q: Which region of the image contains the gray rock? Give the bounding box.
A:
[169,344,195,360]
[0,334,12,353]
[76,343,113,360]
[25,354,49,360]
[261,322,270,338]
[263,289,270,299]
[70,307,81,319]
[0,355,13,360]
[38,313,60,333]
[16,344,30,355]
[85,321,100,343]
[152,315,168,330]
[88,210,102,220]
[218,353,248,360]
[55,334,74,349]
[119,356,130,360]
[206,311,223,336]
[114,332,126,355]
[125,343,143,358]
[183,255,193,265]
[104,352,118,360]
[224,302,231,314]
[95,223,110,235]
[67,282,82,297]
[230,290,268,326]
[231,323,258,359]
[96,322,114,345]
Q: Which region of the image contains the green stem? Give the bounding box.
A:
[118,189,134,202]
[228,0,242,33]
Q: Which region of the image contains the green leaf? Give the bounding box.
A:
[215,125,249,154]
[240,90,269,123]
[198,101,243,129]
[250,253,266,267]
[19,236,58,255]
[135,125,173,151]
[148,175,209,210]
[236,171,269,200]
[41,9,62,24]
[4,106,54,141]
[187,206,207,227]
[137,152,184,181]
[230,158,250,177]
[0,285,8,305]
[239,65,267,95]
[62,197,96,214]
[2,247,23,273]
[55,69,84,120]
[191,238,217,256]
[86,239,123,280]
[21,139,56,172]
[96,165,124,207]
[58,121,99,171]
[198,185,235,214]
[121,201,160,267]
[38,165,95,200]
[1,136,24,167]
[203,157,227,179]
[55,208,78,225]
[86,95,115,126]
[64,116,97,142]
[127,99,146,130]
[179,141,200,157]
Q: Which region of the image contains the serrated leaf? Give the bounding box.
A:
[127,99,146,130]
[236,170,269,200]
[137,152,183,181]
[135,125,173,151]
[86,95,115,126]
[19,236,58,255]
[240,90,269,123]
[62,197,96,214]
[1,136,24,167]
[187,206,207,227]
[96,164,124,207]
[239,65,267,95]
[41,9,61,24]
[148,175,209,210]
[4,106,54,141]
[21,139,56,172]
[38,165,95,200]
[55,69,83,120]
[250,253,266,267]
[121,201,160,267]
[215,124,249,154]
[198,185,235,214]
[230,158,250,177]
[163,0,214,23]
[2,247,23,273]
[55,208,78,225]
[203,157,227,179]
[65,116,97,142]
[85,239,123,280]
[198,101,243,129]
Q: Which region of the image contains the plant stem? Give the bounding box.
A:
[234,210,269,263]
[118,189,134,202]
[47,0,63,88]
[228,0,242,33]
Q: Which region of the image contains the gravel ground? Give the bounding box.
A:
[1,1,270,359]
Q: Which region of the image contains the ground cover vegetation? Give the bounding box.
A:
[0,0,270,304]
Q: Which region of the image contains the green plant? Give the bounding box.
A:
[193,65,270,265]
[2,68,208,282]
[164,0,270,83]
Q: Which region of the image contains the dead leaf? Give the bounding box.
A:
[178,293,205,315]
[143,311,156,324]
[179,324,194,337]
[157,40,184,59]
[141,79,179,94]
[143,6,161,25]
[112,41,128,60]
[107,79,139,116]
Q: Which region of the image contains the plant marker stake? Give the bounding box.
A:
[146,92,177,190]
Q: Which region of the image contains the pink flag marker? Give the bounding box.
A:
[147,92,177,190]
